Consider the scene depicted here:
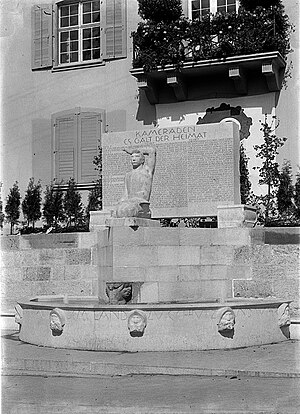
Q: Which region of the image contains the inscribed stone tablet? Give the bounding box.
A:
[102,122,241,218]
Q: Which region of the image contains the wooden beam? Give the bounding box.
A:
[137,76,158,104]
[167,74,187,101]
[229,66,247,94]
[262,60,281,91]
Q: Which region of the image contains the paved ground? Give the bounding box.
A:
[2,328,300,413]
[2,330,300,379]
[2,374,300,413]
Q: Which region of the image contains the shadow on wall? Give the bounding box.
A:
[32,119,52,183]
[136,90,157,125]
[135,90,277,126]
[196,103,253,141]
[106,110,127,132]
[280,325,290,339]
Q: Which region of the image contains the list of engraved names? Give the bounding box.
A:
[102,124,239,217]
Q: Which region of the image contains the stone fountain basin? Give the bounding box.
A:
[16,296,291,352]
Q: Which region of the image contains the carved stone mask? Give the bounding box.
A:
[50,308,65,336]
[217,307,235,333]
[127,310,147,337]
[278,303,291,328]
[106,282,132,304]
[14,304,23,326]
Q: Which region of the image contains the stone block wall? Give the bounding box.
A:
[97,226,299,316]
[232,243,300,316]
[97,227,266,304]
[1,227,299,318]
[0,233,99,312]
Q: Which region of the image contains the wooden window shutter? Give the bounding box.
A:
[103,0,127,59]
[78,112,102,183]
[31,4,54,70]
[54,114,77,183]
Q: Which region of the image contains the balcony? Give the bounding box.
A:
[130,7,291,104]
[130,51,286,104]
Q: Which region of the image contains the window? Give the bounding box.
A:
[191,0,210,19]
[32,0,127,70]
[52,108,104,185]
[190,0,238,20]
[217,0,237,13]
[58,1,100,64]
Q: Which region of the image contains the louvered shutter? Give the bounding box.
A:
[78,113,101,183]
[103,0,127,59]
[31,4,53,69]
[54,114,77,182]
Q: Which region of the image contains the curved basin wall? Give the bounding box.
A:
[18,300,290,352]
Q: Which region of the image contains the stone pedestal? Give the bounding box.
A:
[90,212,161,231]
[89,210,112,232]
[97,226,266,305]
[217,205,257,228]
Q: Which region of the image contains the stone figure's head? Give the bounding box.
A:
[14,304,23,329]
[217,307,235,337]
[127,310,147,337]
[106,282,132,304]
[50,308,65,336]
[278,303,291,328]
[131,151,145,168]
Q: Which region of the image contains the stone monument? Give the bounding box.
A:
[15,121,291,352]
[101,122,241,219]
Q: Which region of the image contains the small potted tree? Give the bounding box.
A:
[21,178,42,231]
[5,182,21,235]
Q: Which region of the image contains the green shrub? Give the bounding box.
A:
[239,0,281,11]
[0,200,4,230]
[132,3,293,69]
[43,181,65,228]
[22,178,42,228]
[252,117,287,225]
[277,160,294,215]
[5,182,21,234]
[240,142,252,204]
[137,0,182,22]
[63,179,84,228]
[294,170,300,220]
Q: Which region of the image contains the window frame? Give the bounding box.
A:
[188,0,239,20]
[57,0,103,67]
[32,0,127,72]
[51,107,105,188]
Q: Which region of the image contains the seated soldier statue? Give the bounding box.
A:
[113,146,156,219]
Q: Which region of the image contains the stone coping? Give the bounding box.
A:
[17,296,292,312]
[105,217,161,227]
[217,204,256,210]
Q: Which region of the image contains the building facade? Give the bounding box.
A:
[0,0,299,217]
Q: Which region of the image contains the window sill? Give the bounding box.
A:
[53,182,98,191]
[52,60,105,72]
